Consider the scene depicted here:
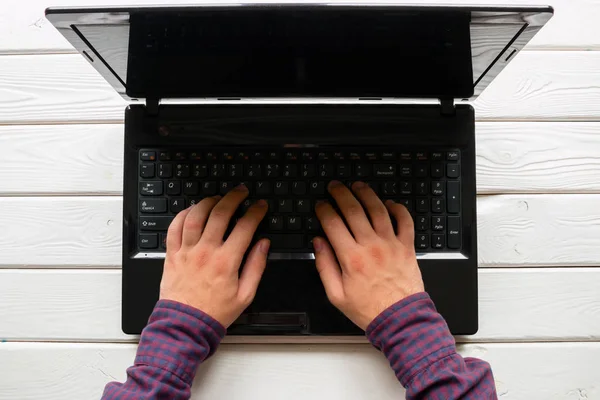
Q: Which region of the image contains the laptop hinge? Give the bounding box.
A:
[440,98,456,117]
[146,98,160,117]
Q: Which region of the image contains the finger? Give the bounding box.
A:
[181,196,221,247]
[201,184,249,245]
[315,200,356,255]
[313,237,345,308]
[352,181,395,239]
[385,200,415,245]
[223,199,269,262]
[166,207,193,253]
[237,239,270,306]
[328,181,376,242]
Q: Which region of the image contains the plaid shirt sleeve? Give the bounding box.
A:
[101,299,226,400]
[366,292,498,400]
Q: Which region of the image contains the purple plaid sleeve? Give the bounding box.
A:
[101,299,226,400]
[366,292,497,399]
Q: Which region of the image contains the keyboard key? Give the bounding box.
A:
[416,181,428,196]
[210,164,225,177]
[278,199,293,213]
[268,151,280,160]
[139,216,174,231]
[229,164,243,178]
[202,181,217,195]
[337,164,350,178]
[158,164,172,178]
[416,152,428,161]
[333,152,345,160]
[275,181,289,195]
[349,152,361,160]
[447,151,460,161]
[174,152,187,161]
[416,216,428,232]
[264,234,304,249]
[220,181,234,195]
[140,198,167,213]
[364,152,377,161]
[432,181,445,196]
[186,198,203,207]
[400,181,412,195]
[317,152,330,161]
[140,181,163,196]
[319,164,333,178]
[368,181,379,193]
[432,216,445,231]
[416,198,428,213]
[301,152,314,161]
[159,151,171,161]
[416,233,429,249]
[432,198,444,213]
[431,152,443,161]
[400,165,412,177]
[193,164,208,178]
[295,199,311,213]
[415,164,428,178]
[374,164,396,177]
[447,181,460,213]
[285,151,299,161]
[302,164,316,178]
[140,164,155,178]
[447,216,461,249]
[140,151,156,161]
[382,152,396,161]
[400,152,412,161]
[256,181,272,195]
[398,199,413,212]
[292,181,306,195]
[184,181,199,195]
[170,198,185,213]
[306,216,320,231]
[247,164,262,178]
[431,163,444,178]
[252,151,265,161]
[222,152,235,161]
[139,233,158,249]
[283,164,297,178]
[383,182,397,195]
[310,181,325,195]
[269,216,284,230]
[447,164,460,178]
[355,164,371,178]
[189,152,202,161]
[266,164,280,178]
[287,216,302,230]
[175,164,190,178]
[432,234,445,249]
[166,181,181,195]
[205,151,217,161]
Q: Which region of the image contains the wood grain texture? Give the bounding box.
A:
[1,52,600,124]
[1,195,599,268]
[1,268,599,342]
[1,0,599,54]
[0,341,599,400]
[2,122,600,196]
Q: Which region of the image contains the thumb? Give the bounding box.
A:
[237,239,270,306]
[313,237,345,307]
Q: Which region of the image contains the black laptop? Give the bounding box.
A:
[46,4,552,336]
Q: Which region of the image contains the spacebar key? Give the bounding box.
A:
[264,234,304,249]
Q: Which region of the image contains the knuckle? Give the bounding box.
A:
[367,244,388,265]
[345,204,364,218]
[210,206,231,221]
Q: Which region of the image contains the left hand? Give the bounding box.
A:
[159,184,270,327]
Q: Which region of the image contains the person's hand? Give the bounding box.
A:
[159,184,270,327]
[313,181,425,330]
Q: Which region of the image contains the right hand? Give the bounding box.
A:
[313,180,425,330]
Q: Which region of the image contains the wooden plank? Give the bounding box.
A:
[2,122,600,196]
[1,194,598,268]
[2,0,600,54]
[1,52,600,124]
[1,268,599,342]
[0,341,599,400]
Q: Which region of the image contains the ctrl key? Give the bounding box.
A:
[139,233,158,249]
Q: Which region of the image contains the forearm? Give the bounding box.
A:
[367,292,497,399]
[102,300,226,400]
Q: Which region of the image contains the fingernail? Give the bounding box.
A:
[259,239,270,253]
[313,238,323,252]
[213,195,222,200]
[353,181,366,189]
[256,199,268,207]
[328,180,343,189]
[385,199,395,205]
[234,183,248,192]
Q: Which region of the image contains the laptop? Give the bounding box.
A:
[46,4,552,337]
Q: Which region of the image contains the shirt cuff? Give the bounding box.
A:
[366,292,457,387]
[134,300,226,385]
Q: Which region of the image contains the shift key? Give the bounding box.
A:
[140,216,174,231]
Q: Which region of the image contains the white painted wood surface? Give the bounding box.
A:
[1,1,600,398]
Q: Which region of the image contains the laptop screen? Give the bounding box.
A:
[47,4,553,101]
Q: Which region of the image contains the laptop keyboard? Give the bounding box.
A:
[136,147,462,255]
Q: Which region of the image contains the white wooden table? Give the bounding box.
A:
[1,1,600,399]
